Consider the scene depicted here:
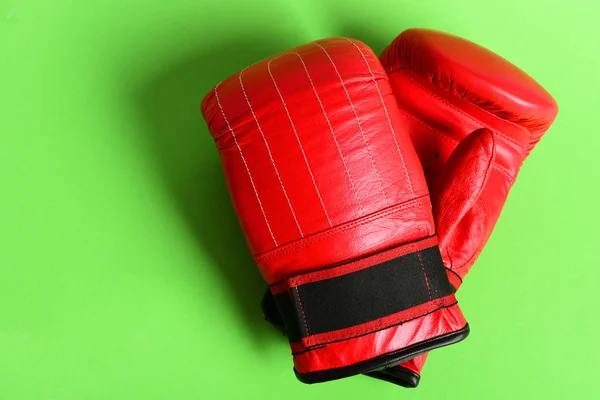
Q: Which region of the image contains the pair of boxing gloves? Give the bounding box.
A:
[201,28,558,386]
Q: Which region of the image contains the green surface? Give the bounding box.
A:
[1,0,599,398]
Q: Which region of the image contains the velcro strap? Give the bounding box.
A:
[270,236,455,348]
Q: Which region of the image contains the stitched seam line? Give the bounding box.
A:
[214,84,278,246]
[296,47,363,212]
[316,42,388,205]
[292,301,459,355]
[417,251,432,300]
[267,54,333,227]
[257,195,429,262]
[293,285,311,337]
[238,69,304,237]
[305,298,452,346]
[268,234,438,288]
[345,38,415,197]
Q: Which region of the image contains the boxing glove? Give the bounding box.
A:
[376,28,558,386]
[201,37,470,384]
[262,29,558,387]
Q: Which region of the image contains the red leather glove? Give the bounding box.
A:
[201,37,469,384]
[374,28,558,386]
[262,29,558,387]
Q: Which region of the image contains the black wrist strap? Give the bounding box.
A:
[269,237,455,346]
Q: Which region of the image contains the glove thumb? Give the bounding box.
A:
[430,129,496,288]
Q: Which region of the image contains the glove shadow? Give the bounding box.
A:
[134,36,291,345]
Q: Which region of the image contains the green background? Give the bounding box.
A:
[1,0,599,398]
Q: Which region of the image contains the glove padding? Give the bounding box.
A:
[262,28,558,387]
[203,37,470,384]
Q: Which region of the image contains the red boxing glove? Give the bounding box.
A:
[262,29,558,387]
[201,38,469,384]
[369,28,558,386]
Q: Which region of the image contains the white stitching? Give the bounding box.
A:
[214,83,278,246]
[316,42,388,206]
[293,50,363,212]
[267,56,333,227]
[238,69,304,237]
[346,38,415,197]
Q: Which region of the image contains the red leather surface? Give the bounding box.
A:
[202,37,466,378]
[380,28,558,155]
[293,302,465,374]
[202,38,430,276]
[290,294,458,353]
[269,235,438,293]
[380,28,558,377]
[256,196,434,284]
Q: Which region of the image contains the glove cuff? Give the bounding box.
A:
[261,292,423,388]
[269,236,469,383]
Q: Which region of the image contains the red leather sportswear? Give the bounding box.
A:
[201,38,469,384]
[262,29,558,387]
[371,28,558,386]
